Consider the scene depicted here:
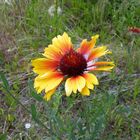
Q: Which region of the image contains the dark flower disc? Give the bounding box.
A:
[59,49,87,76]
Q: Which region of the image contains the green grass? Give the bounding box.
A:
[0,0,140,139]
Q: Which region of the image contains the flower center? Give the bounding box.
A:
[59,49,87,76]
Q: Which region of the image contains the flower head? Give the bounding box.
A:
[25,123,31,129]
[128,27,140,34]
[48,5,62,17]
[32,32,114,100]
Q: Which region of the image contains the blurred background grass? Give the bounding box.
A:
[0,0,140,139]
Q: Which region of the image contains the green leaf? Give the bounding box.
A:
[133,79,140,100]
[7,114,15,122]
[31,104,37,120]
[0,72,10,90]
[28,79,43,102]
[31,91,43,102]
[0,133,7,140]
[0,108,4,116]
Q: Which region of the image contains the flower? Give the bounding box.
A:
[48,5,62,17]
[25,123,31,129]
[128,27,140,34]
[2,0,12,5]
[32,32,114,101]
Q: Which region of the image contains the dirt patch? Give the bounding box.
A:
[0,32,17,63]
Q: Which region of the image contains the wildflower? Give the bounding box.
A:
[32,33,114,100]
[128,27,140,34]
[48,5,62,16]
[25,123,31,129]
[2,0,12,5]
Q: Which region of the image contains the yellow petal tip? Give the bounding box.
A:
[92,34,99,39]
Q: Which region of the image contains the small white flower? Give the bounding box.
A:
[48,5,62,16]
[3,0,12,5]
[25,123,31,129]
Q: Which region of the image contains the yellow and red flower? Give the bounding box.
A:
[128,27,140,34]
[32,32,114,100]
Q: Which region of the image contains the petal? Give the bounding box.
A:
[56,32,73,53]
[88,66,114,72]
[81,86,90,96]
[92,61,114,66]
[34,71,64,93]
[82,73,99,85]
[43,32,73,61]
[88,46,112,61]
[77,34,99,55]
[87,61,114,68]
[43,45,63,61]
[76,76,86,92]
[44,88,56,101]
[65,78,73,96]
[32,58,58,75]
[86,81,94,89]
[65,76,86,96]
